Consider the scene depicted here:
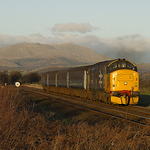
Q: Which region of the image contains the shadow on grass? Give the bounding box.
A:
[33,98,90,123]
[137,93,150,107]
[32,98,109,125]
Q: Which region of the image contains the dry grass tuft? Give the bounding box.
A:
[0,86,150,149]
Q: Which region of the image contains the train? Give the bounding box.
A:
[42,58,140,105]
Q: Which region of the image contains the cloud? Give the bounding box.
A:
[115,34,142,40]
[0,33,150,63]
[51,23,98,34]
[85,35,150,63]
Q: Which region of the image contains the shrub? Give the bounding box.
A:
[0,71,8,85]
[21,72,41,84]
[8,70,22,84]
[0,87,149,149]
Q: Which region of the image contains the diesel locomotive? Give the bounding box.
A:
[42,58,140,105]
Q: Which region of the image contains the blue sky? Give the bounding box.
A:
[0,0,150,63]
[1,0,150,37]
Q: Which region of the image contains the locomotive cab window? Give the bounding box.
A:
[108,60,137,72]
[127,62,137,71]
[118,61,126,68]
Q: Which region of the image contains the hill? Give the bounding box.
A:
[137,63,150,74]
[0,42,110,71]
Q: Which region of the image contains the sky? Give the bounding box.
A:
[0,0,150,63]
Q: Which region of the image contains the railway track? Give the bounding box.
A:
[21,86,150,127]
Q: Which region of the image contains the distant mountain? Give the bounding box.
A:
[0,42,110,71]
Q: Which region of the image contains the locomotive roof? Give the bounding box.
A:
[42,58,136,75]
[91,58,136,68]
[107,58,136,67]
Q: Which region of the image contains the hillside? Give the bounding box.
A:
[1,42,150,74]
[137,63,150,74]
[0,42,110,71]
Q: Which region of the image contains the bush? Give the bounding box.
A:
[0,87,149,149]
[0,87,57,149]
[0,70,41,85]
[0,71,8,85]
[8,70,22,84]
[21,72,41,84]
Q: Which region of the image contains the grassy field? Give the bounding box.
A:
[139,94,150,106]
[0,86,150,149]
[138,88,150,107]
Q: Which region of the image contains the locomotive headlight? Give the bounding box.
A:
[124,82,127,85]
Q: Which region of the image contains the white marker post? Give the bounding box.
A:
[15,82,20,93]
[15,82,20,88]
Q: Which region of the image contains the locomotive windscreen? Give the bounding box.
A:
[107,60,137,73]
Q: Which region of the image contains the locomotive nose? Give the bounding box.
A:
[132,91,140,97]
[131,86,134,90]
[111,91,119,96]
[124,81,127,85]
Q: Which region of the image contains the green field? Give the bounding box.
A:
[138,91,150,107]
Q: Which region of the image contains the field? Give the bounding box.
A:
[138,87,150,107]
[0,86,150,149]
[138,94,150,107]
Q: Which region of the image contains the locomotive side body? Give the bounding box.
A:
[89,61,111,103]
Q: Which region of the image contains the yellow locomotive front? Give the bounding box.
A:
[107,59,140,105]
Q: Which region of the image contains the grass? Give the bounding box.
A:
[140,86,150,94]
[138,94,150,107]
[138,87,150,107]
[0,86,150,149]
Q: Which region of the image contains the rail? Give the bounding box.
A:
[21,86,150,127]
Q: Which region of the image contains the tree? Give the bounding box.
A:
[0,71,8,85]
[8,71,22,84]
[21,72,41,84]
